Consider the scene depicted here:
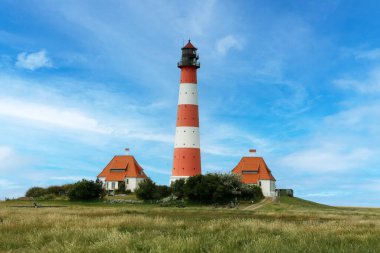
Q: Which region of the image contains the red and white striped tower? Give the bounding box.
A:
[170,40,201,183]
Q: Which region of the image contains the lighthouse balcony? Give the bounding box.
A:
[178,61,200,68]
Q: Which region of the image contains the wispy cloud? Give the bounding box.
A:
[15,50,52,70]
[279,146,373,173]
[334,66,380,93]
[0,146,12,162]
[50,176,89,181]
[0,97,112,134]
[355,48,380,60]
[215,35,244,55]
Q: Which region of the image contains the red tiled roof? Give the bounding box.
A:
[182,40,197,49]
[231,156,276,184]
[97,155,148,181]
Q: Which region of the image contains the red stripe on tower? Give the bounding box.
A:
[171,40,201,183]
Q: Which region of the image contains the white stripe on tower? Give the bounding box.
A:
[178,83,198,105]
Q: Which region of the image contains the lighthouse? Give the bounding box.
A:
[170,40,201,183]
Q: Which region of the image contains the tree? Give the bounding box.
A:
[25,187,47,198]
[67,179,103,201]
[135,178,160,200]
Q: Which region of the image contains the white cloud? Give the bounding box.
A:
[215,35,244,55]
[15,50,52,70]
[50,176,88,181]
[0,146,12,161]
[140,164,171,175]
[355,48,380,60]
[0,97,112,134]
[304,191,347,198]
[334,66,380,93]
[0,179,21,190]
[279,146,373,173]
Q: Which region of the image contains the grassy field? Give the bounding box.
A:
[1,197,380,253]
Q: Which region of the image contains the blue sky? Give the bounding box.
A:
[1,0,380,206]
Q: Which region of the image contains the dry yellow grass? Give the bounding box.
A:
[1,198,379,253]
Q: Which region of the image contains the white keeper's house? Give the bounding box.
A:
[97,150,148,192]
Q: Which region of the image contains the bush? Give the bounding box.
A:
[62,184,74,195]
[135,178,161,200]
[184,174,242,204]
[241,184,264,202]
[25,187,47,198]
[46,185,65,196]
[115,181,126,194]
[170,173,264,205]
[171,179,186,199]
[67,179,103,201]
[157,185,171,198]
[38,194,55,200]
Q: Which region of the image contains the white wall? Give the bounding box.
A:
[101,178,146,192]
[103,181,118,190]
[259,180,276,197]
[125,177,145,192]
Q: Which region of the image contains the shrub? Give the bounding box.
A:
[67,179,103,201]
[135,178,161,200]
[38,194,55,200]
[171,179,186,199]
[183,174,242,204]
[157,185,171,198]
[46,185,65,196]
[25,187,47,198]
[62,184,74,195]
[212,174,241,204]
[240,184,264,202]
[115,181,126,194]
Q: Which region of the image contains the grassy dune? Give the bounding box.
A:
[1,197,380,253]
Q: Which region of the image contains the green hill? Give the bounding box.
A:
[259,196,335,212]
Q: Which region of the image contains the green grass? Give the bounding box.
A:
[1,197,379,253]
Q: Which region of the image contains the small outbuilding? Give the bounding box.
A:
[97,149,148,193]
[231,149,276,197]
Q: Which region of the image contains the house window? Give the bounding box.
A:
[242,170,258,174]
[259,181,262,187]
[110,169,126,172]
[126,179,129,184]
[111,182,115,189]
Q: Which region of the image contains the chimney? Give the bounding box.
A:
[125,148,130,155]
[249,149,256,156]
